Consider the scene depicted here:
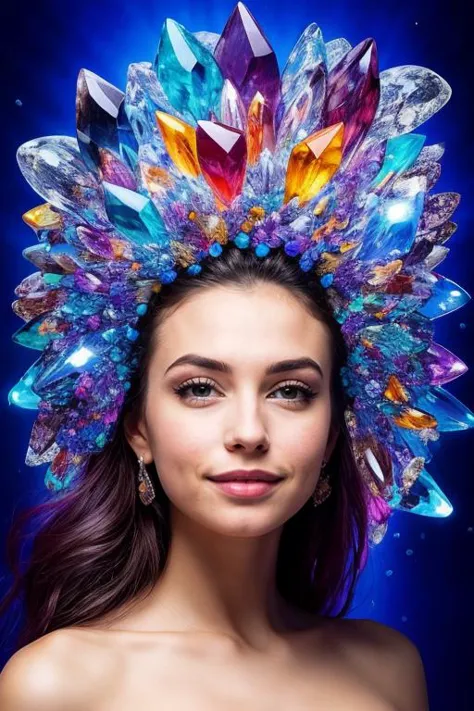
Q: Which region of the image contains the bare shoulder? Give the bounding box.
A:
[331,617,429,710]
[0,627,113,710]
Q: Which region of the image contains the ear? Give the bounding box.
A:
[123,410,154,465]
[324,420,340,464]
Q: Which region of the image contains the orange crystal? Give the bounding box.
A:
[155,111,201,178]
[284,122,344,206]
[247,91,275,165]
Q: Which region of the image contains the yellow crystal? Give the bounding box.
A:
[284,122,344,206]
[22,204,63,230]
[384,374,409,404]
[247,91,275,165]
[155,111,201,178]
[393,407,437,430]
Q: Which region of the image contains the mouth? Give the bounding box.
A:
[206,478,284,499]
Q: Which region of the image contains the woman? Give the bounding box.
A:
[1,2,470,707]
[0,248,429,709]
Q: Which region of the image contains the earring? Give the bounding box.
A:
[137,455,156,506]
[312,458,332,507]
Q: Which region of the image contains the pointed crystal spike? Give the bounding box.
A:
[16,136,110,228]
[103,182,170,248]
[214,2,280,114]
[195,120,247,207]
[155,111,200,177]
[371,134,426,190]
[275,23,327,141]
[284,122,344,206]
[325,38,352,71]
[247,91,276,165]
[367,66,452,143]
[155,18,224,123]
[8,359,43,409]
[325,39,380,164]
[76,68,125,174]
[96,147,137,190]
[425,342,468,385]
[418,193,460,233]
[418,273,471,319]
[193,31,220,53]
[410,385,474,431]
[22,204,64,231]
[12,312,65,350]
[221,79,247,131]
[395,467,453,517]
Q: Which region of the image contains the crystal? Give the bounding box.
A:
[325,39,380,164]
[155,111,200,177]
[424,220,457,246]
[325,38,352,71]
[195,120,247,206]
[220,79,247,131]
[155,19,224,123]
[12,289,64,321]
[275,23,327,144]
[284,122,344,206]
[426,342,468,385]
[8,359,42,409]
[193,31,220,53]
[28,409,63,457]
[16,136,110,228]
[371,134,426,189]
[355,186,425,262]
[76,225,115,260]
[247,92,275,164]
[417,192,460,233]
[367,66,452,143]
[214,2,280,114]
[76,68,125,174]
[418,273,471,319]
[22,244,64,273]
[103,182,170,248]
[22,204,63,230]
[395,467,453,517]
[12,312,65,350]
[96,147,137,190]
[117,99,139,171]
[410,385,474,431]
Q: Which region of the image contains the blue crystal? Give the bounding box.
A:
[187,264,202,275]
[12,313,64,351]
[8,359,42,409]
[117,99,139,171]
[410,385,474,431]
[103,182,170,248]
[255,243,270,257]
[356,189,425,262]
[395,468,453,517]
[371,134,426,188]
[234,232,250,248]
[154,19,224,123]
[418,274,471,319]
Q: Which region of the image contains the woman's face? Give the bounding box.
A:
[128,282,338,536]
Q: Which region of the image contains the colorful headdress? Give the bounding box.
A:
[9,2,474,545]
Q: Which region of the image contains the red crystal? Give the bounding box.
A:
[196,120,247,206]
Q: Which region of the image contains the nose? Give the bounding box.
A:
[223,395,270,453]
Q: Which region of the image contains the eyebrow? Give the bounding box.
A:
[164,353,324,379]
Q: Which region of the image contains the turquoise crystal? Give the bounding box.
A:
[410,385,474,431]
[103,181,170,248]
[8,360,42,409]
[418,273,471,318]
[396,467,453,517]
[12,312,64,350]
[154,19,224,123]
[371,134,426,188]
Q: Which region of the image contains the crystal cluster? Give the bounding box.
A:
[9,2,473,545]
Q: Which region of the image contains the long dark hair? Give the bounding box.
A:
[1,244,370,652]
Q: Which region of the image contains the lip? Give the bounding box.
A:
[208,479,283,498]
[207,469,284,483]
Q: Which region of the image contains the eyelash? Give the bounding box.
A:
[173,377,318,408]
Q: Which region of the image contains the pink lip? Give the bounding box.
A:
[208,480,283,498]
[207,469,284,482]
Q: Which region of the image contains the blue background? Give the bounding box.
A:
[1,1,472,708]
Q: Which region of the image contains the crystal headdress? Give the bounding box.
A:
[9,2,474,545]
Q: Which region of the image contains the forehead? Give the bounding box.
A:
[153,283,332,374]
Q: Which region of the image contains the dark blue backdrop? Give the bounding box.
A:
[1,1,472,708]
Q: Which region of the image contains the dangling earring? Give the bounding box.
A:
[312,458,332,507]
[137,455,156,506]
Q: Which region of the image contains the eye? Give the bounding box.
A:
[173,377,317,408]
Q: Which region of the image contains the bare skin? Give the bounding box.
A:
[0,283,429,709]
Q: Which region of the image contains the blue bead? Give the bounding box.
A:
[187,264,202,275]
[161,269,177,284]
[234,232,250,248]
[209,242,223,257]
[136,303,148,316]
[255,243,270,258]
[321,274,334,288]
[284,240,302,257]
